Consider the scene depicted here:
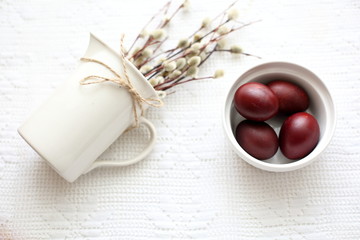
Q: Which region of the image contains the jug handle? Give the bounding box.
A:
[83,117,157,174]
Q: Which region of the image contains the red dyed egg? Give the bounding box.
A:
[279,112,320,160]
[236,120,279,160]
[267,80,309,114]
[234,82,279,121]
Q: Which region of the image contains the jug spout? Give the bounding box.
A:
[83,33,113,59]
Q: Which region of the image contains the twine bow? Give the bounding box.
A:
[79,35,163,128]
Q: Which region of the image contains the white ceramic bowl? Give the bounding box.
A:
[223,61,336,172]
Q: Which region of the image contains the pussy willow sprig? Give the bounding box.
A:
[126,0,260,96]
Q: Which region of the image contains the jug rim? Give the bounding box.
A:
[88,33,159,100]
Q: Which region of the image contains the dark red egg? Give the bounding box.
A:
[279,112,320,160]
[267,80,309,114]
[234,82,279,121]
[236,120,279,160]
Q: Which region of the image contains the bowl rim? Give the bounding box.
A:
[223,61,336,172]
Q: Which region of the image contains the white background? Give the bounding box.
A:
[1,0,359,239]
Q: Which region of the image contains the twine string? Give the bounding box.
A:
[79,35,163,128]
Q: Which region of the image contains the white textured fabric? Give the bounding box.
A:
[1,0,360,239]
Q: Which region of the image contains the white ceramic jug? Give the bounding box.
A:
[18,33,160,182]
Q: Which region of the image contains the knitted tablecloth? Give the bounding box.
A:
[1,0,359,239]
